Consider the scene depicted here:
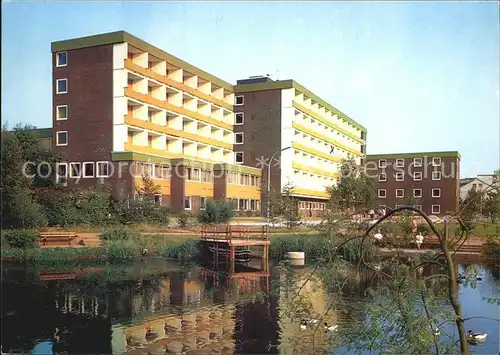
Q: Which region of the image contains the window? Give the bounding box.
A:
[432,171,441,180]
[56,105,68,120]
[235,132,244,144]
[413,189,422,198]
[395,172,404,181]
[432,188,441,198]
[235,96,244,106]
[235,152,244,164]
[69,163,81,178]
[96,161,111,178]
[414,158,422,167]
[235,112,244,125]
[56,79,67,94]
[414,205,422,211]
[396,189,404,198]
[56,163,67,178]
[378,173,387,182]
[378,189,386,198]
[154,194,162,205]
[378,159,387,168]
[250,199,256,211]
[184,196,192,210]
[200,197,207,210]
[431,205,440,215]
[395,159,404,168]
[82,162,94,178]
[56,52,67,67]
[432,157,441,166]
[414,172,422,181]
[56,131,68,146]
[238,199,245,210]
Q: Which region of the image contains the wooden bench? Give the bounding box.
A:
[37,231,77,247]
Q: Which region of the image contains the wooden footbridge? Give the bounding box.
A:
[200,225,270,273]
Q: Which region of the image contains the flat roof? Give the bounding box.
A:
[234,79,367,132]
[51,31,233,91]
[366,151,461,159]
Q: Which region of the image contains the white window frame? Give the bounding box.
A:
[56,131,68,146]
[184,196,192,210]
[413,189,423,198]
[378,173,387,182]
[235,95,244,106]
[235,112,244,125]
[414,205,422,211]
[432,170,442,180]
[56,78,68,94]
[96,161,111,178]
[56,51,68,67]
[432,188,441,198]
[378,189,386,198]
[414,158,422,167]
[69,162,81,178]
[56,162,68,182]
[431,205,441,215]
[395,172,404,181]
[234,132,244,144]
[378,159,387,168]
[235,151,244,164]
[56,105,68,121]
[395,159,404,168]
[396,189,404,198]
[200,196,207,210]
[432,157,441,166]
[413,172,423,181]
[82,162,95,178]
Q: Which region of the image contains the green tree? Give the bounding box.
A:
[280,181,300,228]
[482,190,499,223]
[135,172,161,197]
[327,158,376,215]
[1,124,60,228]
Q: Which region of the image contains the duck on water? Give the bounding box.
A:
[467,330,487,344]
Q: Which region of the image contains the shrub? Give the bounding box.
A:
[177,212,190,228]
[481,237,500,268]
[158,240,201,263]
[101,227,140,241]
[417,224,431,235]
[270,235,380,263]
[197,200,235,225]
[104,240,140,263]
[114,198,170,225]
[2,230,38,249]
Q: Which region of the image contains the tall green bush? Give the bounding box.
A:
[2,230,38,249]
[197,199,235,225]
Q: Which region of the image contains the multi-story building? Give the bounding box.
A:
[50,31,261,214]
[459,172,499,201]
[365,151,461,216]
[233,76,367,218]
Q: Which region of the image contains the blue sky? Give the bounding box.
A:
[2,1,499,177]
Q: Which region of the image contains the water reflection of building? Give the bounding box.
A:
[277,267,339,355]
[110,267,273,354]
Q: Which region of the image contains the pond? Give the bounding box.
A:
[1,258,498,354]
